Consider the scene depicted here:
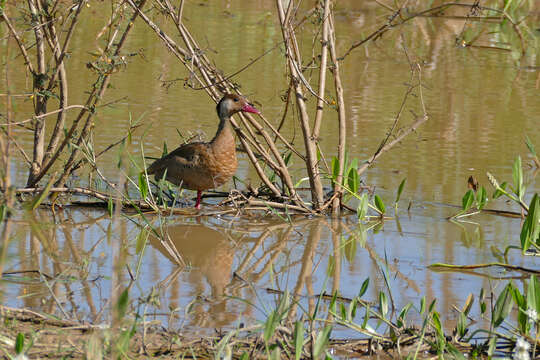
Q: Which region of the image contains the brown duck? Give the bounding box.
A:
[146,94,259,208]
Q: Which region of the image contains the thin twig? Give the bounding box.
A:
[0,105,88,127]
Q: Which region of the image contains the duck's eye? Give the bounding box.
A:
[233,98,239,102]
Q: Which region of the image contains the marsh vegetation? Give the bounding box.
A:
[0,0,539,358]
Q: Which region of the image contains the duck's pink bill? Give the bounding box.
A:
[242,103,260,114]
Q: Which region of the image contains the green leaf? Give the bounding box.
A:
[429,299,437,313]
[492,283,513,327]
[513,287,528,334]
[493,181,508,199]
[527,275,539,315]
[374,195,386,214]
[107,197,114,217]
[136,229,149,254]
[361,305,370,329]
[27,176,55,210]
[457,312,467,338]
[264,310,279,343]
[520,194,539,252]
[461,189,474,211]
[283,151,293,166]
[395,178,406,204]
[347,167,359,194]
[513,156,523,199]
[117,288,129,320]
[420,296,426,314]
[162,141,168,157]
[432,311,443,338]
[138,173,148,199]
[347,298,358,321]
[15,333,24,354]
[397,303,412,328]
[331,156,339,181]
[358,278,369,298]
[476,186,488,210]
[379,292,388,319]
[340,303,347,320]
[313,325,332,358]
[357,193,369,220]
[447,342,467,360]
[525,135,537,157]
[294,321,304,360]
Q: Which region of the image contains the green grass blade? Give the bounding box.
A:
[313,325,332,358]
[294,321,304,360]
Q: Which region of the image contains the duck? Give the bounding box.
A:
[146,94,259,209]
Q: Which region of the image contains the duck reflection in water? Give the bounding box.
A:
[149,222,238,327]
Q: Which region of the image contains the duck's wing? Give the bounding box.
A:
[146,142,207,175]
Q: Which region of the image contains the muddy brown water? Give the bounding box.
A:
[1,0,539,339]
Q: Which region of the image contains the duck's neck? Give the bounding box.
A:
[210,115,234,149]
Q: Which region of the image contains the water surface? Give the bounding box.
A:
[1,0,539,338]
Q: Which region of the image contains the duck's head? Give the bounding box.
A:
[216,94,260,118]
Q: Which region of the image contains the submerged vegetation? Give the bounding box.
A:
[0,0,539,358]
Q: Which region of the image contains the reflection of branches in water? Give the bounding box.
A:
[340,222,422,295]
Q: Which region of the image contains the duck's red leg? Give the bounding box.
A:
[195,190,202,209]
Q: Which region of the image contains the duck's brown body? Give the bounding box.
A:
[146,94,259,208]
[146,123,237,191]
